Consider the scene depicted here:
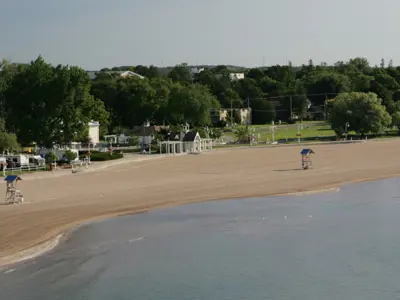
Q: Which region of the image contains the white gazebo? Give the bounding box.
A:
[159,131,213,155]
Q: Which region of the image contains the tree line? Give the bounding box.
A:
[1,56,400,149]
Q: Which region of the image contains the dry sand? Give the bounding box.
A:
[1,140,400,266]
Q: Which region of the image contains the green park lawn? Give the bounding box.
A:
[221,121,399,144]
[252,122,335,141]
[222,121,336,142]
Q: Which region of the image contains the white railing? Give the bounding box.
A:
[3,165,47,175]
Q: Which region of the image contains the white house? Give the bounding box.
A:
[212,108,252,125]
[190,67,205,76]
[86,70,145,80]
[119,71,145,79]
[182,131,202,153]
[88,121,100,144]
[229,73,245,81]
[104,134,131,145]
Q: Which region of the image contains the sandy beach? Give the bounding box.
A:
[1,140,400,267]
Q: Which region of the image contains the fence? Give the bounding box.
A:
[2,165,47,176]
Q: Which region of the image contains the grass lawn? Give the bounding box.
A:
[221,121,400,144]
[0,168,48,177]
[252,122,335,141]
[222,121,336,142]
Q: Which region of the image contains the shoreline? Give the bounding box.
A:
[2,140,400,269]
[2,172,399,270]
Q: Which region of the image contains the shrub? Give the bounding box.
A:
[63,150,77,161]
[89,151,123,161]
[45,151,58,163]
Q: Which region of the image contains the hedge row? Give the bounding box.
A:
[79,151,123,161]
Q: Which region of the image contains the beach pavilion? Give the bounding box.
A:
[159,131,213,155]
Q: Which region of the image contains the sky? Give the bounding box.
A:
[1,0,400,70]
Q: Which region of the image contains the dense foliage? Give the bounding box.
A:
[89,151,123,161]
[2,56,400,148]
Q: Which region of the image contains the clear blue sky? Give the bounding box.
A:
[1,0,399,70]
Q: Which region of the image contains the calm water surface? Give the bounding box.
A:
[2,178,400,300]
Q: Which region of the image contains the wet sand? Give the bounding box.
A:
[1,140,400,266]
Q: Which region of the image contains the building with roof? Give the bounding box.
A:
[211,108,252,125]
[159,130,213,155]
[88,121,100,144]
[132,122,168,149]
[87,70,145,80]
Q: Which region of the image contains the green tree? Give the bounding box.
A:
[134,65,160,78]
[114,77,157,127]
[391,110,400,133]
[259,76,283,96]
[45,151,58,163]
[4,56,101,147]
[0,120,19,152]
[63,150,77,161]
[246,68,264,81]
[234,126,250,142]
[128,135,139,146]
[352,74,374,92]
[234,78,263,99]
[0,59,23,119]
[329,92,391,135]
[168,83,220,125]
[251,99,276,124]
[304,71,351,105]
[168,63,192,84]
[283,80,309,121]
[225,109,242,124]
[149,77,173,124]
[390,102,400,134]
[210,128,223,139]
[219,88,242,109]
[89,98,110,138]
[91,75,119,128]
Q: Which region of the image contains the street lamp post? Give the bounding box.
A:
[345,122,350,140]
[271,121,275,143]
[297,125,301,143]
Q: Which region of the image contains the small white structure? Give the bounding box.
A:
[119,71,145,79]
[229,73,245,81]
[190,67,205,76]
[4,175,24,205]
[159,131,213,155]
[134,121,155,149]
[214,108,252,125]
[87,70,145,80]
[104,134,131,145]
[104,135,118,145]
[3,154,30,167]
[39,148,79,162]
[29,155,45,166]
[88,121,100,144]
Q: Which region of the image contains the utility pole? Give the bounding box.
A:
[297,124,301,143]
[289,95,293,120]
[230,98,233,127]
[247,97,251,125]
[324,94,328,120]
[345,122,350,140]
[142,121,145,150]
[271,121,275,143]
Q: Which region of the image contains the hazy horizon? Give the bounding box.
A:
[1,0,400,70]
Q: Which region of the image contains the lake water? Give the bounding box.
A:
[2,178,400,300]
